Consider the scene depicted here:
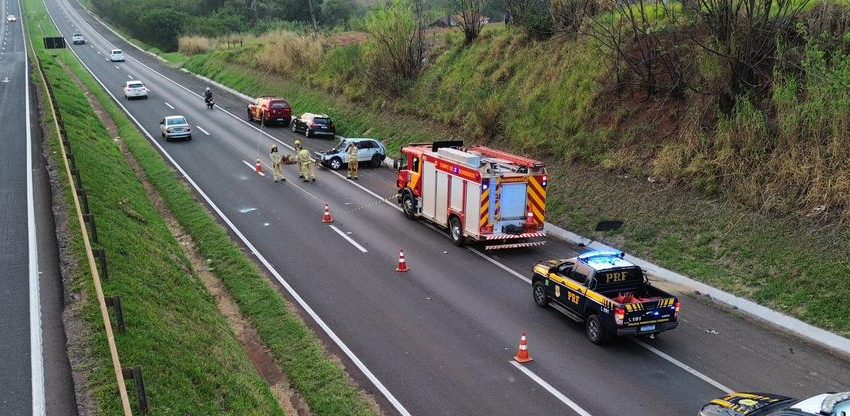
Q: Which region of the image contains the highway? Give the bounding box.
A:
[40,0,850,413]
[1,0,77,414]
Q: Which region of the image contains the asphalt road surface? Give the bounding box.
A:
[0,0,77,414]
[40,0,850,414]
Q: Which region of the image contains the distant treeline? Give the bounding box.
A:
[90,0,368,50]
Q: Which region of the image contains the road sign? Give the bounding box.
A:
[43,37,66,49]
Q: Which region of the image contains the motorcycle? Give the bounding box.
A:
[205,96,215,110]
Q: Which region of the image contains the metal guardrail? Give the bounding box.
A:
[30,45,142,415]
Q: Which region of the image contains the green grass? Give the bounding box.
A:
[25,1,286,414]
[26,0,380,414]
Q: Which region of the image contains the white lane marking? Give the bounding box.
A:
[113,65,118,70]
[511,362,593,416]
[329,225,368,253]
[164,102,173,109]
[59,0,737,401]
[19,1,47,413]
[95,50,99,54]
[241,160,265,176]
[196,125,209,136]
[55,29,413,413]
[126,74,131,79]
[633,340,733,393]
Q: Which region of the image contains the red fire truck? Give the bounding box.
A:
[395,141,548,250]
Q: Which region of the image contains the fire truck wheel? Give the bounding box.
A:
[533,281,549,307]
[401,192,417,219]
[586,314,607,345]
[449,216,465,246]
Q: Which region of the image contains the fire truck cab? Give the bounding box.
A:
[395,141,548,250]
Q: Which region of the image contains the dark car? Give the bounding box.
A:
[291,113,336,138]
[247,96,292,126]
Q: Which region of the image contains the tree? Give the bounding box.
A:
[585,0,689,97]
[363,0,425,93]
[693,0,808,111]
[321,0,355,28]
[448,0,487,43]
[506,0,553,38]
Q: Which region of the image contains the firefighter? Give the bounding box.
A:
[270,144,285,182]
[294,139,304,179]
[347,142,359,180]
[297,146,316,182]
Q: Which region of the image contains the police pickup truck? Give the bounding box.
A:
[532,251,680,344]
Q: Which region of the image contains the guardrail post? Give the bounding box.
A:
[95,248,108,280]
[67,153,76,171]
[122,367,149,413]
[105,296,125,333]
[83,213,98,244]
[76,188,89,215]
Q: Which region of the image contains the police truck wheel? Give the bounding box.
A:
[533,281,549,307]
[371,154,383,168]
[402,193,417,220]
[291,123,297,133]
[449,216,465,246]
[586,314,606,345]
[329,157,342,170]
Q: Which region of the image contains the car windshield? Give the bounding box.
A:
[313,117,331,126]
[270,102,289,109]
[167,118,187,126]
[74,34,82,37]
[127,83,144,89]
[112,50,122,55]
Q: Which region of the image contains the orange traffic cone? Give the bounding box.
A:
[395,249,409,272]
[513,333,533,364]
[255,158,264,174]
[322,204,334,224]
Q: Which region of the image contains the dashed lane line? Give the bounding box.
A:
[329,225,368,254]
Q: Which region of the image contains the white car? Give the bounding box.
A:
[109,49,125,62]
[314,138,387,170]
[6,14,17,22]
[123,80,148,100]
[72,33,85,45]
[159,116,191,141]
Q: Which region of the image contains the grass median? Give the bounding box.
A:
[25,0,380,414]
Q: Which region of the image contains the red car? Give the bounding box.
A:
[247,96,292,126]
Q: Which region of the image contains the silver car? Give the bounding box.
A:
[159,116,191,141]
[315,138,387,170]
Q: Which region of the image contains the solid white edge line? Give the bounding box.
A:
[510,362,593,416]
[60,0,738,402]
[633,339,733,394]
[164,101,173,109]
[47,9,414,411]
[20,0,46,414]
[329,224,368,254]
[196,125,209,135]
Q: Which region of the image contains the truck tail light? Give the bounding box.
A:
[614,307,625,326]
[674,301,680,316]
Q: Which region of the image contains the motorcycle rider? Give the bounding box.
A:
[204,87,213,105]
